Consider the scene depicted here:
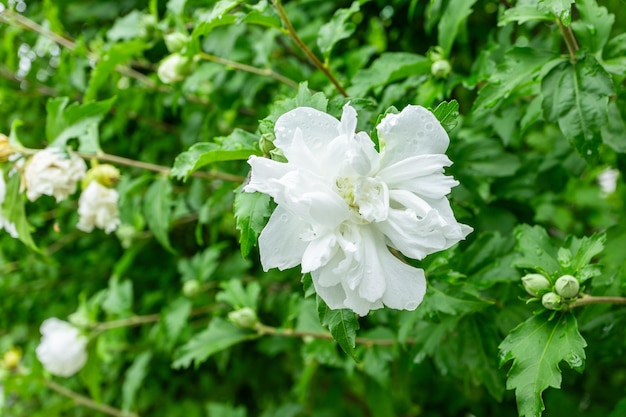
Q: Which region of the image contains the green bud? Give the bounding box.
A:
[554,275,580,299]
[521,273,551,296]
[157,53,195,84]
[183,280,202,297]
[228,307,258,329]
[164,32,188,53]
[259,133,276,155]
[431,59,452,79]
[542,292,562,310]
[82,163,120,189]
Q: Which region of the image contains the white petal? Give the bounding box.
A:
[379,250,426,311]
[274,107,341,157]
[301,232,339,273]
[258,206,309,271]
[339,103,358,137]
[378,154,458,199]
[377,105,450,167]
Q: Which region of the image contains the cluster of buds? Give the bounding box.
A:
[522,273,581,311]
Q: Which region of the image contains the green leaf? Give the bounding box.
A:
[512,224,561,277]
[499,5,553,26]
[171,129,260,181]
[316,296,359,361]
[162,297,192,343]
[541,55,614,161]
[143,176,174,252]
[499,313,587,417]
[267,82,328,123]
[122,352,152,412]
[571,0,613,55]
[191,0,241,40]
[206,402,247,417]
[348,52,430,97]
[167,0,187,16]
[473,48,558,114]
[565,233,605,279]
[102,276,134,315]
[539,0,574,25]
[216,279,261,310]
[432,99,459,132]
[106,10,146,41]
[172,318,257,369]
[1,174,39,252]
[85,41,145,102]
[601,101,626,153]
[47,97,116,153]
[317,1,359,60]
[233,189,271,257]
[437,0,477,56]
[8,119,24,146]
[421,283,490,316]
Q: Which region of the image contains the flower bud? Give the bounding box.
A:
[82,163,120,189]
[2,347,22,370]
[521,273,551,296]
[183,280,202,297]
[0,133,16,162]
[431,59,452,79]
[228,307,258,329]
[554,275,580,299]
[541,292,562,310]
[259,133,276,155]
[164,32,188,53]
[157,53,195,84]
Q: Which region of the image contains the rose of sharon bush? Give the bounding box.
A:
[35,318,87,377]
[245,104,472,315]
[24,148,86,202]
[77,181,120,234]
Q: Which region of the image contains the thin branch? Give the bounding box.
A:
[558,18,579,62]
[254,323,414,347]
[92,306,215,332]
[272,0,348,97]
[75,151,247,183]
[0,9,210,107]
[570,294,626,309]
[44,380,139,417]
[197,52,299,89]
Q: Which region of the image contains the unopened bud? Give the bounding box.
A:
[228,307,258,329]
[82,163,120,189]
[183,280,202,297]
[431,59,452,79]
[554,275,580,299]
[157,53,195,84]
[2,347,22,370]
[259,133,276,155]
[0,133,16,161]
[522,273,551,296]
[542,292,562,310]
[164,32,188,53]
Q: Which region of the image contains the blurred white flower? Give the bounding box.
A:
[77,181,120,234]
[0,174,18,238]
[245,104,472,316]
[36,318,87,377]
[24,148,86,202]
[597,167,619,195]
[157,53,193,84]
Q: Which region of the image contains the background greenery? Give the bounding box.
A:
[1,0,626,416]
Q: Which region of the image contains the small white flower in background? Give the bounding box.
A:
[36,318,87,377]
[77,181,120,234]
[157,53,193,84]
[245,104,472,316]
[24,148,86,202]
[0,173,18,238]
[597,167,619,195]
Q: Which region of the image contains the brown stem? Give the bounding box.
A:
[75,151,246,183]
[197,52,299,89]
[44,380,139,417]
[272,0,348,97]
[92,306,214,332]
[570,294,626,309]
[558,18,579,62]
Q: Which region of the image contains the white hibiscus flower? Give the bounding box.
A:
[245,104,472,316]
[35,318,88,377]
[24,148,86,202]
[77,181,120,234]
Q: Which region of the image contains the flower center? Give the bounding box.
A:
[336,176,389,223]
